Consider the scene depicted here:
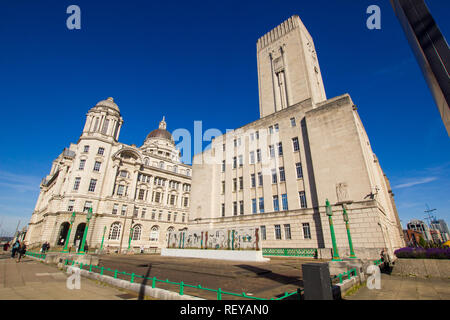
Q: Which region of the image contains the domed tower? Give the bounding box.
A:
[141,117,181,162]
[80,97,124,142]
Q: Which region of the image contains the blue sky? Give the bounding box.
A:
[0,0,448,236]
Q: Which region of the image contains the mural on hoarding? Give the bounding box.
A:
[166,227,260,251]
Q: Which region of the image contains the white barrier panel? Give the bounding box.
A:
[161,248,270,262]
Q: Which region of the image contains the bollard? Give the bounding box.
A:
[302,263,333,300]
[114,270,118,279]
[131,273,135,283]
[89,265,92,272]
[217,288,222,300]
[180,281,184,295]
[100,266,104,275]
[152,277,156,288]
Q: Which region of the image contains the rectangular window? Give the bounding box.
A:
[274,124,279,132]
[73,177,81,191]
[303,223,311,239]
[154,192,161,203]
[83,145,89,153]
[251,174,256,188]
[93,161,101,172]
[273,195,279,212]
[221,181,225,194]
[296,163,303,179]
[141,208,146,219]
[275,225,282,240]
[282,193,288,211]
[133,207,139,218]
[170,194,176,205]
[183,197,189,207]
[239,176,243,190]
[117,185,125,196]
[256,131,259,140]
[112,203,118,215]
[83,201,92,213]
[279,167,285,182]
[233,201,237,216]
[238,155,243,167]
[88,179,97,192]
[252,199,257,214]
[290,117,296,127]
[258,172,263,186]
[222,160,226,172]
[138,189,145,200]
[269,145,275,158]
[121,205,127,216]
[259,197,264,213]
[221,203,225,217]
[233,178,237,192]
[79,159,86,170]
[239,200,244,215]
[260,226,266,240]
[151,210,156,220]
[233,157,237,169]
[67,200,75,212]
[182,213,186,223]
[299,191,307,208]
[158,211,162,220]
[167,212,171,221]
[284,224,292,240]
[222,144,226,151]
[101,119,109,134]
[250,151,255,164]
[173,213,177,222]
[250,133,254,141]
[292,137,300,152]
[271,169,277,184]
[256,149,261,162]
[278,142,283,156]
[97,147,105,155]
[269,126,273,134]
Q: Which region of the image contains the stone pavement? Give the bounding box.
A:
[346,273,450,300]
[97,254,319,300]
[0,252,138,300]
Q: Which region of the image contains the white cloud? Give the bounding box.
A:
[394,177,438,189]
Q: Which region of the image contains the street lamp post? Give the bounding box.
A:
[62,212,76,253]
[100,225,107,250]
[128,219,135,251]
[326,199,342,261]
[78,207,93,255]
[342,204,357,259]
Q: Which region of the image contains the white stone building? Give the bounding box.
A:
[25,98,191,253]
[189,15,405,259]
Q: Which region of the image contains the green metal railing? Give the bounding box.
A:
[64,258,303,301]
[331,268,357,284]
[373,259,383,266]
[25,252,46,260]
[262,248,317,257]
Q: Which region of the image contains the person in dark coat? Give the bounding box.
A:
[11,240,20,258]
[16,242,27,262]
[3,242,9,251]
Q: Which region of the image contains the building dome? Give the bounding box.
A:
[93,97,120,112]
[145,117,173,143]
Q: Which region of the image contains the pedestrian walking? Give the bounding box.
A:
[45,242,50,253]
[16,242,27,262]
[11,240,20,258]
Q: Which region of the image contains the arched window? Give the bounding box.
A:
[150,226,159,241]
[131,224,142,241]
[108,222,122,240]
[159,161,164,169]
[186,169,190,176]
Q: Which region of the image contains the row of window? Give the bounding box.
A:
[260,222,311,241]
[73,177,98,193]
[225,137,300,171]
[82,145,105,155]
[221,163,304,193]
[110,204,187,223]
[223,118,297,151]
[221,191,307,216]
[108,222,171,241]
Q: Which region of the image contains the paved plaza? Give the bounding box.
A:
[346,273,450,300]
[0,252,139,300]
[97,254,315,300]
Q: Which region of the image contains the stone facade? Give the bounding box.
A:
[25,98,191,253]
[189,15,405,259]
